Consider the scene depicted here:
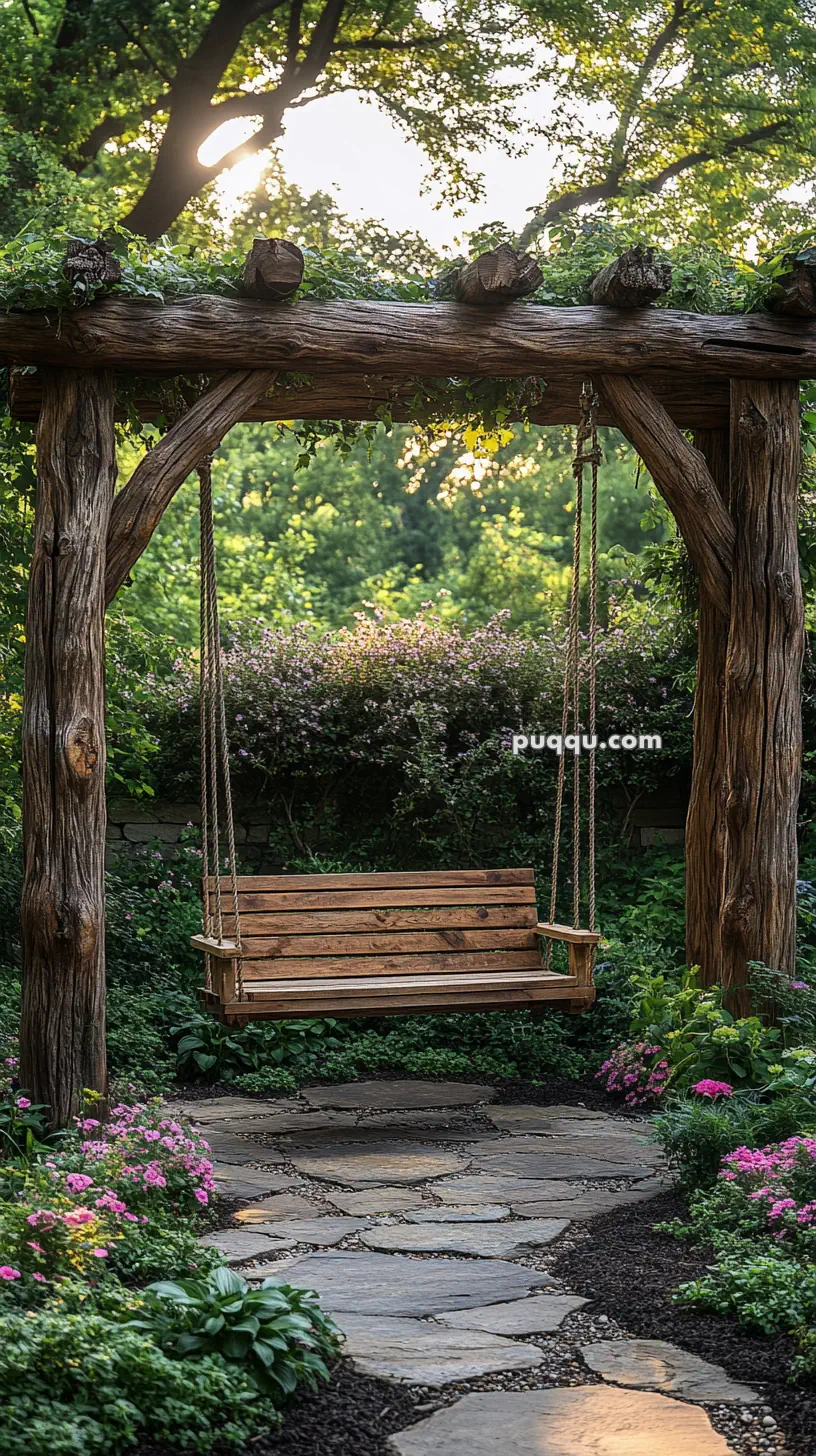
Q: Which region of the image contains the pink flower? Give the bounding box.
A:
[15,1097,31,1110]
[65,1173,94,1193]
[0,1267,20,1280]
[193,1188,209,1205]
[26,1242,44,1254]
[691,1080,733,1098]
[31,1272,47,1283]
[92,1248,109,1258]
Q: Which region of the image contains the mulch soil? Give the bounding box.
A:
[554,1189,816,1456]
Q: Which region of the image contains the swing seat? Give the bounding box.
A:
[195,869,596,1023]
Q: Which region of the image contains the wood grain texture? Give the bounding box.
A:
[19,369,116,1125]
[237,929,538,958]
[2,298,816,378]
[208,868,534,890]
[211,887,537,912]
[217,907,540,934]
[590,247,672,308]
[241,950,544,980]
[721,380,804,1000]
[9,367,732,429]
[686,431,731,982]
[105,369,277,604]
[600,373,735,618]
[453,246,543,304]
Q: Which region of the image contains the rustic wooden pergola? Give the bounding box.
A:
[4,241,808,1123]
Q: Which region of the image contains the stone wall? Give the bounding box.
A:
[105,799,278,869]
[106,782,689,868]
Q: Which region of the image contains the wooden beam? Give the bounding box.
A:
[19,368,115,1125]
[104,369,277,605]
[9,367,733,430]
[453,246,542,304]
[720,380,804,1000]
[599,374,735,618]
[590,247,672,308]
[1,299,815,378]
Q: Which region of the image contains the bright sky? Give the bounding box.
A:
[200,88,563,254]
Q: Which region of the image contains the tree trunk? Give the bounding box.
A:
[686,430,731,979]
[19,368,116,1126]
[719,380,804,1005]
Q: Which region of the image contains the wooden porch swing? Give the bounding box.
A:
[192,381,602,1024]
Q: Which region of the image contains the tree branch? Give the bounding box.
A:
[599,373,734,617]
[518,120,788,250]
[105,369,277,605]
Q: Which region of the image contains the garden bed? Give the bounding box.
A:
[555,1190,816,1456]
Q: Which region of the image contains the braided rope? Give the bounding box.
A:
[199,455,244,997]
[546,382,600,957]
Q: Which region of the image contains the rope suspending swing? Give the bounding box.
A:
[541,382,602,974]
[190,455,246,1000]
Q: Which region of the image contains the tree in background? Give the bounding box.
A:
[519,0,816,251]
[1,0,528,240]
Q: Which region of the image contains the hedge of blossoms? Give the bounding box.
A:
[142,612,691,800]
[719,1136,816,1244]
[53,1103,215,1219]
[596,1042,670,1106]
[0,1104,214,1292]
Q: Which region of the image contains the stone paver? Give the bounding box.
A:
[434,1293,588,1335]
[326,1187,436,1215]
[279,1125,494,1150]
[433,1174,579,1205]
[210,1165,298,1199]
[302,1080,495,1110]
[259,1250,555,1315]
[229,1110,359,1138]
[337,1312,544,1385]
[289,1141,471,1187]
[475,1134,661,1164]
[361,1219,569,1259]
[235,1193,328,1222]
[487,1104,630,1135]
[166,1097,302,1124]
[388,1386,736,1455]
[582,1339,760,1403]
[512,1187,669,1220]
[200,1129,284,1165]
[198,1228,296,1264]
[474,1148,655,1180]
[404,1204,510,1223]
[251,1216,371,1246]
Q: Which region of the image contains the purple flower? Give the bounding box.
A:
[790,980,810,991]
[15,1097,31,1110]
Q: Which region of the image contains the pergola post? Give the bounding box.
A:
[686,430,730,979]
[19,368,116,1125]
[720,380,804,1003]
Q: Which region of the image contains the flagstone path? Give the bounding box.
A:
[169,1081,788,1454]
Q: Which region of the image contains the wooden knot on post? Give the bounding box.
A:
[63,239,121,291]
[589,246,672,308]
[453,245,543,305]
[240,238,304,301]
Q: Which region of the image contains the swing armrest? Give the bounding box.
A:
[534,922,601,945]
[191,934,240,959]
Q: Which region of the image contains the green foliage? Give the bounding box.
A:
[0,1093,62,1164]
[629,968,785,1090]
[675,1246,816,1351]
[127,1267,339,1400]
[172,1013,351,1083]
[653,1093,816,1189]
[0,1307,280,1454]
[233,1069,299,1096]
[108,1224,223,1289]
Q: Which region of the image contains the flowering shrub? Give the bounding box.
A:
[629,966,785,1090]
[0,1193,125,1288]
[596,1042,670,1106]
[691,1080,734,1098]
[0,1091,59,1161]
[51,1102,215,1220]
[718,1136,816,1244]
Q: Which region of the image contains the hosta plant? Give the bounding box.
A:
[127,1266,340,1398]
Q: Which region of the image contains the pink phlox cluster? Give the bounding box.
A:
[691,1080,733,1098]
[719,1136,816,1238]
[596,1042,670,1106]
